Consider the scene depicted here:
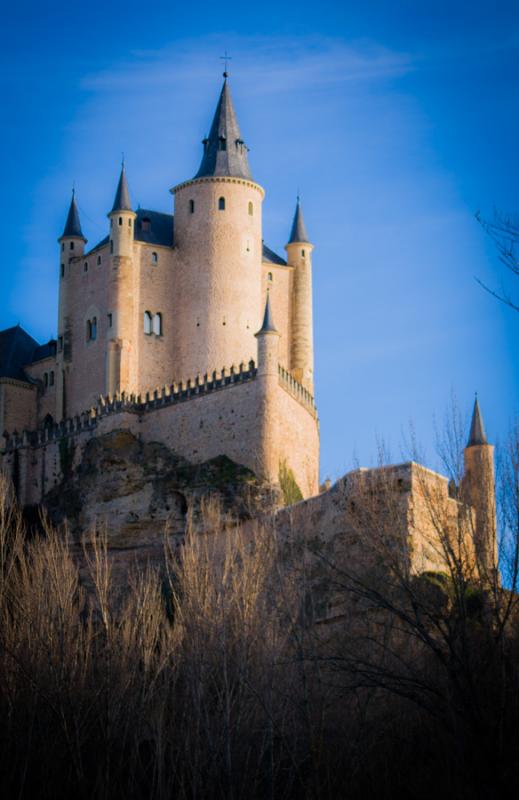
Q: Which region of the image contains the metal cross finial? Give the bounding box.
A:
[220,50,232,78]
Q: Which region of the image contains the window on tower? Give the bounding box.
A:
[268,272,273,282]
[84,262,88,272]
[70,242,74,251]
[151,252,158,264]
[189,199,195,213]
[118,217,123,226]
[248,201,253,216]
[218,136,227,151]
[218,197,225,211]
[97,255,101,265]
[144,311,152,335]
[60,263,65,278]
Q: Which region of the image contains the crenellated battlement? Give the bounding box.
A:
[278,365,317,417]
[4,360,259,452]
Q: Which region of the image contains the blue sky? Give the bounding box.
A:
[0,0,517,480]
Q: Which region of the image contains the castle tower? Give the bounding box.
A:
[106,164,137,395]
[285,198,314,393]
[462,397,497,580]
[171,75,264,380]
[255,292,280,485]
[57,190,87,419]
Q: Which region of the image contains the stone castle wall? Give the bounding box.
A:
[2,361,319,507]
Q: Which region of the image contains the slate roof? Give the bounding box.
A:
[0,326,40,381]
[61,191,86,240]
[288,198,310,244]
[195,78,252,180]
[467,397,488,447]
[134,209,174,247]
[262,244,287,266]
[32,340,57,362]
[110,164,132,213]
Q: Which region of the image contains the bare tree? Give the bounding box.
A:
[476,208,519,311]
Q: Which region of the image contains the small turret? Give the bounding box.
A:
[107,163,136,258]
[254,293,280,485]
[285,197,314,393]
[255,291,280,375]
[59,190,87,257]
[462,396,497,581]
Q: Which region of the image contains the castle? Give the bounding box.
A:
[0,74,497,585]
[0,74,319,502]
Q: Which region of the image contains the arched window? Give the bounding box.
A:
[49,371,54,387]
[84,262,88,272]
[301,249,305,258]
[110,240,114,254]
[60,263,65,278]
[218,197,225,211]
[153,313,162,336]
[70,241,74,251]
[267,272,273,282]
[248,201,253,216]
[97,255,101,265]
[189,199,195,213]
[118,216,123,226]
[218,136,227,151]
[91,317,97,340]
[144,311,152,335]
[142,217,151,232]
[151,252,158,264]
[86,319,92,341]
[128,218,132,227]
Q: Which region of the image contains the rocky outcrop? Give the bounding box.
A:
[42,429,280,552]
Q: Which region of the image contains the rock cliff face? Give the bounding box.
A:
[42,429,280,552]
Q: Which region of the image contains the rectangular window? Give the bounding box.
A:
[107,313,113,328]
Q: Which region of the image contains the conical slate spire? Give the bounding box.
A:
[288,197,310,244]
[110,163,132,213]
[195,77,252,180]
[467,396,488,447]
[61,190,86,240]
[257,292,278,334]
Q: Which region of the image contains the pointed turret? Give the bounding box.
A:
[110,163,132,213]
[285,196,314,393]
[257,292,278,335]
[463,395,497,581]
[195,76,252,180]
[467,396,488,447]
[60,190,86,241]
[287,197,310,244]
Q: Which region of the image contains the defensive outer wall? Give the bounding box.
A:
[1,358,319,507]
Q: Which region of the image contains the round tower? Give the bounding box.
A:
[171,75,264,380]
[57,190,87,419]
[106,164,137,395]
[462,396,497,581]
[285,198,314,394]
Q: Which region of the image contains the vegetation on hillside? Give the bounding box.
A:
[0,422,518,799]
